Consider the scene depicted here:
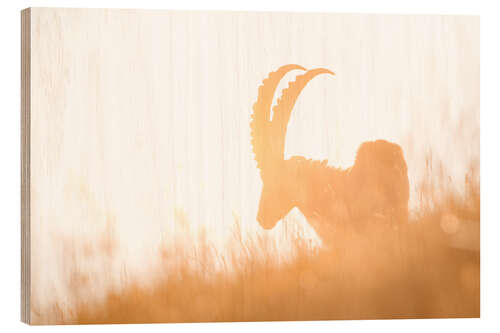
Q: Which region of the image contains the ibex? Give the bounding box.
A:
[250,64,409,244]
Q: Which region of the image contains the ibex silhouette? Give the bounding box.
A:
[250,64,409,244]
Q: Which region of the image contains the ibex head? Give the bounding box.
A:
[250,65,335,229]
[255,161,296,229]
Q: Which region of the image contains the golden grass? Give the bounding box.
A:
[39,176,479,324]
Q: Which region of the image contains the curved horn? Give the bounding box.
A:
[271,68,335,159]
[250,64,306,178]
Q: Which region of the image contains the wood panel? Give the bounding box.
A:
[21,8,479,324]
[21,7,31,325]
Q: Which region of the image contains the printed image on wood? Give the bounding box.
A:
[21,8,480,324]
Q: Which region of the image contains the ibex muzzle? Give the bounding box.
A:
[257,183,293,229]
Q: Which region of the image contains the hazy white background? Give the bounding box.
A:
[0,0,498,332]
[27,9,478,318]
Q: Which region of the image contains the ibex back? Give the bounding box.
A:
[250,65,409,244]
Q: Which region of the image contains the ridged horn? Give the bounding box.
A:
[250,64,306,178]
[271,68,335,159]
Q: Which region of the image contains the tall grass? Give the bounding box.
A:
[37,176,479,324]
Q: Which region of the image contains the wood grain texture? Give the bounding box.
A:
[22,8,479,324]
[21,7,31,325]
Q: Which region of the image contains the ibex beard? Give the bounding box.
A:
[251,65,410,244]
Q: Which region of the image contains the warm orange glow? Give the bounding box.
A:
[32,65,479,324]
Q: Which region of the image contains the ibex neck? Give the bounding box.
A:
[286,156,351,221]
